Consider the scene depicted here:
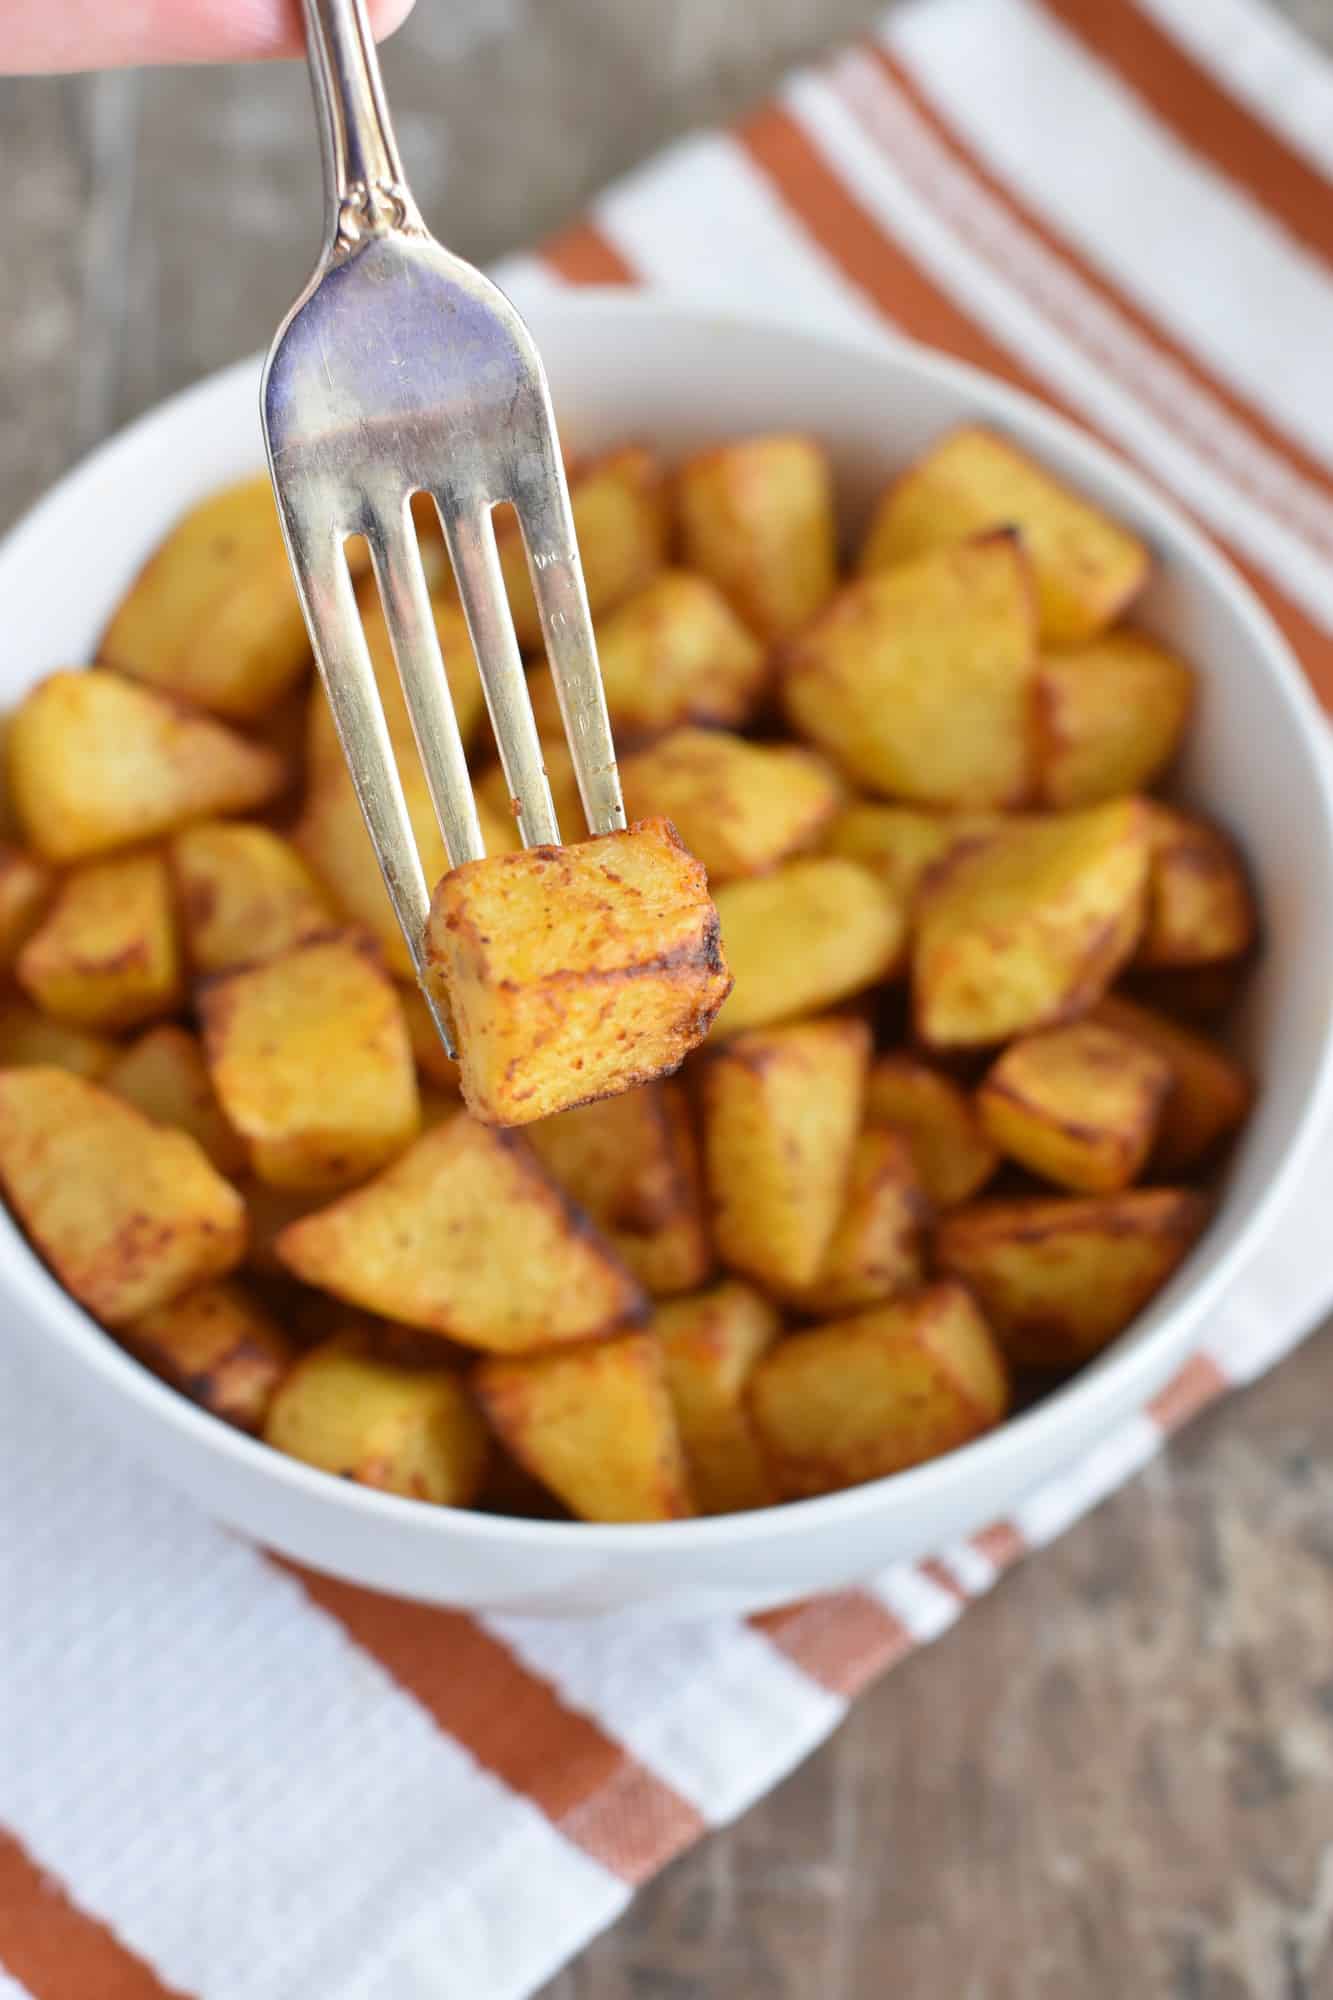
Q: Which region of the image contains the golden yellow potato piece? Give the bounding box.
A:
[305,586,485,781]
[105,1024,248,1178]
[654,1280,780,1514]
[0,847,52,968]
[566,447,672,619]
[527,1079,710,1298]
[265,1332,489,1504]
[935,1188,1209,1369]
[620,728,842,884]
[977,1020,1172,1194]
[173,821,333,975]
[276,1112,646,1351]
[124,1279,293,1432]
[0,1067,246,1324]
[294,753,524,979]
[98,474,322,720]
[824,805,997,909]
[786,533,1036,808]
[200,932,420,1192]
[1137,805,1257,968]
[8,670,285,864]
[1036,631,1194,807]
[703,1015,869,1292]
[18,852,181,1031]
[427,818,731,1126]
[779,1126,928,1316]
[0,999,116,1081]
[914,800,1152,1047]
[1091,994,1252,1174]
[749,1282,1010,1500]
[475,1331,694,1522]
[464,447,670,653]
[712,857,904,1036]
[860,426,1149,646]
[865,1054,998,1208]
[527,570,768,742]
[677,434,837,642]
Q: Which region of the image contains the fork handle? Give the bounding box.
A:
[300,0,418,259]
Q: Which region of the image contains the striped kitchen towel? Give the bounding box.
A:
[4,1,1333,1994]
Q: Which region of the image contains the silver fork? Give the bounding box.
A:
[262,0,626,1054]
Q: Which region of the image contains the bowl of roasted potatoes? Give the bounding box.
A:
[1,293,1330,1616]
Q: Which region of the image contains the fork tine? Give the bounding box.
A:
[281,514,457,1054]
[513,463,627,839]
[439,504,561,849]
[366,504,486,869]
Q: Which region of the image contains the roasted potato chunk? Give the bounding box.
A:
[784,533,1037,808]
[860,426,1149,646]
[977,1020,1172,1193]
[1137,805,1256,968]
[620,729,842,883]
[294,755,441,979]
[98,474,323,720]
[124,1278,293,1432]
[779,1126,928,1315]
[0,847,52,968]
[199,932,420,1191]
[527,569,768,741]
[295,753,521,978]
[276,1112,646,1351]
[427,818,731,1126]
[703,1016,869,1292]
[173,821,334,975]
[18,852,181,1031]
[0,999,115,1081]
[8,670,285,864]
[824,805,996,909]
[0,1067,246,1323]
[105,1024,248,1177]
[475,1331,694,1522]
[712,858,904,1036]
[1092,994,1252,1173]
[677,434,837,642]
[914,800,1152,1047]
[1036,631,1194,807]
[866,1054,998,1208]
[655,1280,780,1513]
[265,1332,489,1503]
[749,1283,1010,1499]
[935,1188,1209,1368]
[527,1080,710,1296]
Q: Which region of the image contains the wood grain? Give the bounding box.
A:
[0,4,1331,1995]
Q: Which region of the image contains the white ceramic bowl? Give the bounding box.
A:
[5,293,1333,1618]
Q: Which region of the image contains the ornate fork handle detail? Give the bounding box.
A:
[334,178,422,255]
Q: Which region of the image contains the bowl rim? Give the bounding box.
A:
[5,285,1333,1556]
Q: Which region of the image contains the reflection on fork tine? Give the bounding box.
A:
[367,503,485,870]
[515,483,626,840]
[283,516,457,1052]
[442,506,561,849]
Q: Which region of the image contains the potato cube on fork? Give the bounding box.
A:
[262,0,629,1064]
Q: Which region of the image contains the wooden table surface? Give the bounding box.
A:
[3,5,1333,1995]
